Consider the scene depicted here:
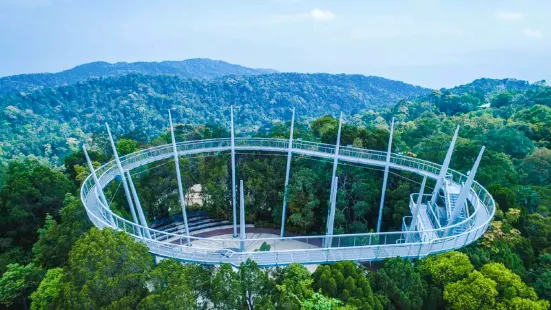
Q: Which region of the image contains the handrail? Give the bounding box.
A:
[80,137,495,266]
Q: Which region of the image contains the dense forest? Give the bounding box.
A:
[0,63,551,309]
[0,59,277,95]
[0,70,430,164]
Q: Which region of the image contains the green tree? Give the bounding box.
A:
[180,263,213,309]
[0,263,43,310]
[526,254,551,301]
[417,251,474,287]
[137,259,194,310]
[116,139,138,156]
[483,127,534,159]
[524,213,551,254]
[211,264,242,310]
[492,92,514,108]
[313,262,381,310]
[443,271,498,310]
[239,259,274,309]
[488,185,517,212]
[480,263,538,301]
[522,148,551,186]
[58,228,153,309]
[273,264,314,310]
[0,160,74,250]
[32,194,91,268]
[287,168,319,233]
[30,267,64,310]
[369,258,426,310]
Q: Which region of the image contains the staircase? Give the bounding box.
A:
[446,192,469,235]
[151,212,233,241]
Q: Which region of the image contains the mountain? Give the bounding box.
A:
[445,78,545,96]
[0,58,278,95]
[0,72,429,163]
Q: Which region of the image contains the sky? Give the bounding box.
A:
[0,0,550,88]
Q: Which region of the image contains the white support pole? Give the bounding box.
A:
[430,126,460,205]
[446,146,485,236]
[280,107,295,237]
[376,117,395,233]
[407,176,427,243]
[325,177,338,248]
[106,123,140,231]
[168,110,191,246]
[230,106,238,237]
[83,145,114,224]
[125,170,151,239]
[329,113,343,200]
[239,180,246,252]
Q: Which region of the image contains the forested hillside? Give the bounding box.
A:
[0,58,277,95]
[1,79,551,308]
[1,63,551,308]
[0,72,429,163]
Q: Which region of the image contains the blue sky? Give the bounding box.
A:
[0,0,550,88]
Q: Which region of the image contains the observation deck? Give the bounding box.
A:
[81,137,495,267]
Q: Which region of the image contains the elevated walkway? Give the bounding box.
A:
[81,138,495,267]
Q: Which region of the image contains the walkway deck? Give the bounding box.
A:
[81,138,495,267]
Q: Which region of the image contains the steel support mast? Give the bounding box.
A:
[376,117,395,233]
[168,111,191,245]
[325,177,338,248]
[446,146,485,236]
[280,107,296,237]
[126,170,151,239]
[239,180,246,252]
[83,145,114,224]
[407,176,427,243]
[230,106,238,237]
[326,113,343,236]
[106,123,140,235]
[430,126,460,205]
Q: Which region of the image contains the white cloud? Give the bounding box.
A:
[249,9,335,25]
[523,28,543,38]
[495,11,524,21]
[309,9,335,22]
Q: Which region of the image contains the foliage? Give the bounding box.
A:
[137,259,195,310]
[32,194,91,268]
[1,68,551,309]
[313,261,382,310]
[0,160,74,253]
[369,258,426,310]
[0,58,277,95]
[116,139,138,156]
[57,228,153,309]
[418,251,474,287]
[0,72,427,164]
[443,270,498,310]
[0,263,43,310]
[30,267,63,310]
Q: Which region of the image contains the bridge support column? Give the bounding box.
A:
[125,170,151,239]
[168,111,191,246]
[407,176,427,243]
[446,146,485,236]
[106,124,140,236]
[239,180,246,252]
[326,113,343,241]
[280,107,295,237]
[83,145,114,224]
[430,126,460,205]
[329,113,343,201]
[325,177,338,248]
[231,106,238,238]
[376,117,395,233]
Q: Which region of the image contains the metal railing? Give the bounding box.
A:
[80,137,495,266]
